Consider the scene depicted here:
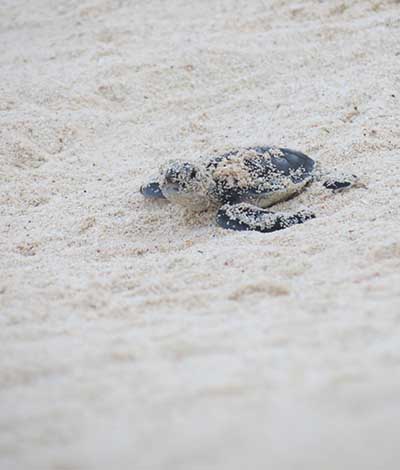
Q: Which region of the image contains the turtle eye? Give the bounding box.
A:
[181,163,197,179]
[164,167,179,184]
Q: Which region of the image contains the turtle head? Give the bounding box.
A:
[160,160,210,211]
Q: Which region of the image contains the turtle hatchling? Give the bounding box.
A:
[140,146,359,233]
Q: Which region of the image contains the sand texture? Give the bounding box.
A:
[1,0,400,468]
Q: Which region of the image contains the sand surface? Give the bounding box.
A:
[1,0,400,468]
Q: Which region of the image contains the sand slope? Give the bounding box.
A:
[1,0,400,468]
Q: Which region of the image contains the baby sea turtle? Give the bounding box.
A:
[140,146,359,233]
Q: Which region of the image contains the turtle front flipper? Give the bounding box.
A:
[140,181,166,199]
[216,203,315,233]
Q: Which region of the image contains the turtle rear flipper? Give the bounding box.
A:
[216,203,315,233]
[323,174,362,192]
[323,180,352,191]
[140,181,166,199]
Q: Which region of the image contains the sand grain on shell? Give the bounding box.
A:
[1,0,400,469]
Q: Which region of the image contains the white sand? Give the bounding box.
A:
[1,0,400,468]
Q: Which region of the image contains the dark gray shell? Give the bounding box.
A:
[206,146,315,208]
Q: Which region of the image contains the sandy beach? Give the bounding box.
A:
[1,0,400,468]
